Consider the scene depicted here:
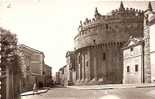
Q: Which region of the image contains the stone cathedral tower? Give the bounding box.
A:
[72,2,144,85]
[144,1,155,83]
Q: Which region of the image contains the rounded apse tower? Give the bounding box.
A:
[73,2,144,85]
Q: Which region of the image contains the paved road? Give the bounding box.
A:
[21,87,155,99]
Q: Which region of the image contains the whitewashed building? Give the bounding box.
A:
[123,37,144,84]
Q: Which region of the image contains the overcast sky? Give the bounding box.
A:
[0,0,154,75]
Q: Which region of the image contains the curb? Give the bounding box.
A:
[21,89,49,96]
[136,86,155,88]
[86,88,114,90]
[67,84,155,90]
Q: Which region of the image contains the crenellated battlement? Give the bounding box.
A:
[111,8,144,16]
[78,7,144,32]
[75,41,125,53]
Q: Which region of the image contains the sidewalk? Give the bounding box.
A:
[67,83,155,90]
[21,88,49,96]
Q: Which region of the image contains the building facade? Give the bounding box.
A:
[63,65,69,86]
[19,44,45,91]
[72,2,144,85]
[57,64,73,86]
[123,2,155,84]
[123,37,144,84]
[43,64,52,87]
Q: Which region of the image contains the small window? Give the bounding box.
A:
[62,69,64,74]
[135,64,138,72]
[130,47,133,51]
[86,61,88,67]
[106,24,108,29]
[103,53,106,61]
[127,66,130,72]
[93,40,96,43]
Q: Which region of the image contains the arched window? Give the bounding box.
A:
[127,66,130,72]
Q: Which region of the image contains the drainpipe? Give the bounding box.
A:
[142,42,145,83]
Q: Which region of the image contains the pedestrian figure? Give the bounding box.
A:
[33,83,38,95]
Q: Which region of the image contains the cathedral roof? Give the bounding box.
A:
[122,36,144,49]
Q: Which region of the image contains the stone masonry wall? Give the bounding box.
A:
[74,42,123,84]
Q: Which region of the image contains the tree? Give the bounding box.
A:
[0,28,22,99]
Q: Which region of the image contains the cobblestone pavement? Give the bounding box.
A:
[21,87,155,99]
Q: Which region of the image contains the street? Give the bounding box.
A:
[21,87,155,99]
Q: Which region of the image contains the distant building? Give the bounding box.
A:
[63,65,69,86]
[57,65,72,86]
[122,37,144,84]
[65,51,75,86]
[57,65,68,86]
[59,67,65,85]
[55,72,61,84]
[43,64,52,87]
[19,44,45,91]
